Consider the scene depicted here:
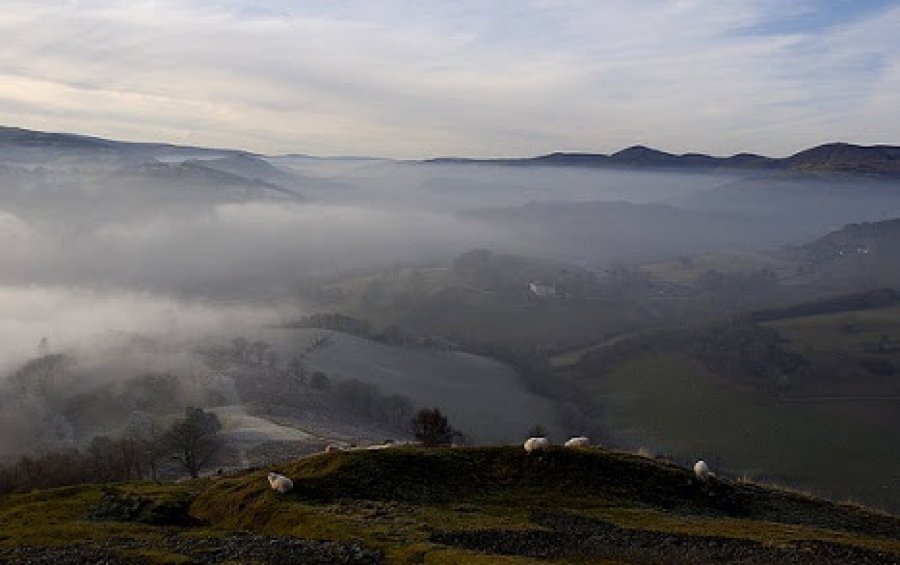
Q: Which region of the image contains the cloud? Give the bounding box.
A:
[90,201,507,285]
[0,282,285,455]
[0,210,32,240]
[0,182,510,294]
[0,284,285,375]
[0,1,898,156]
[0,210,49,269]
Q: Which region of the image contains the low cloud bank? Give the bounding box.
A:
[0,284,288,374]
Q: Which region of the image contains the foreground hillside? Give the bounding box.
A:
[1,447,898,564]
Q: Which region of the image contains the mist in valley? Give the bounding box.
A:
[2,132,900,510]
[3,2,900,560]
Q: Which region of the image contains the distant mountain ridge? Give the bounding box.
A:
[0,125,252,160]
[0,125,381,163]
[3,125,899,176]
[0,125,310,200]
[427,142,900,176]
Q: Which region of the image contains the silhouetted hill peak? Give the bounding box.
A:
[425,142,900,176]
[785,142,900,174]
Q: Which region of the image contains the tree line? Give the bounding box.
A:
[0,407,223,494]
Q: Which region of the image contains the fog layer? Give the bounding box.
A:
[3,136,900,458]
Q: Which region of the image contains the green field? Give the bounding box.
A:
[641,252,795,285]
[587,353,900,512]
[314,266,648,351]
[771,303,900,348]
[767,303,900,397]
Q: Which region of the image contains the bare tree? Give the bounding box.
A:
[165,407,223,479]
[410,408,460,447]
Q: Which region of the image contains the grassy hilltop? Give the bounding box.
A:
[1,446,899,564]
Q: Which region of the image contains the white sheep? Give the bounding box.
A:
[267,472,294,494]
[524,437,550,454]
[693,460,710,482]
[564,436,590,448]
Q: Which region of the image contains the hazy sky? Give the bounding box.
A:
[1,0,899,157]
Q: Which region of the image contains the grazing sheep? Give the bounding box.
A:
[693,460,710,482]
[524,437,550,454]
[267,472,293,494]
[564,436,590,448]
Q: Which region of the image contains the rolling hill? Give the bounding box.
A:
[112,160,304,200]
[2,447,898,563]
[0,125,251,164]
[308,259,651,351]
[251,326,564,444]
[572,292,900,513]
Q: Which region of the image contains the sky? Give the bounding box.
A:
[1,0,899,158]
